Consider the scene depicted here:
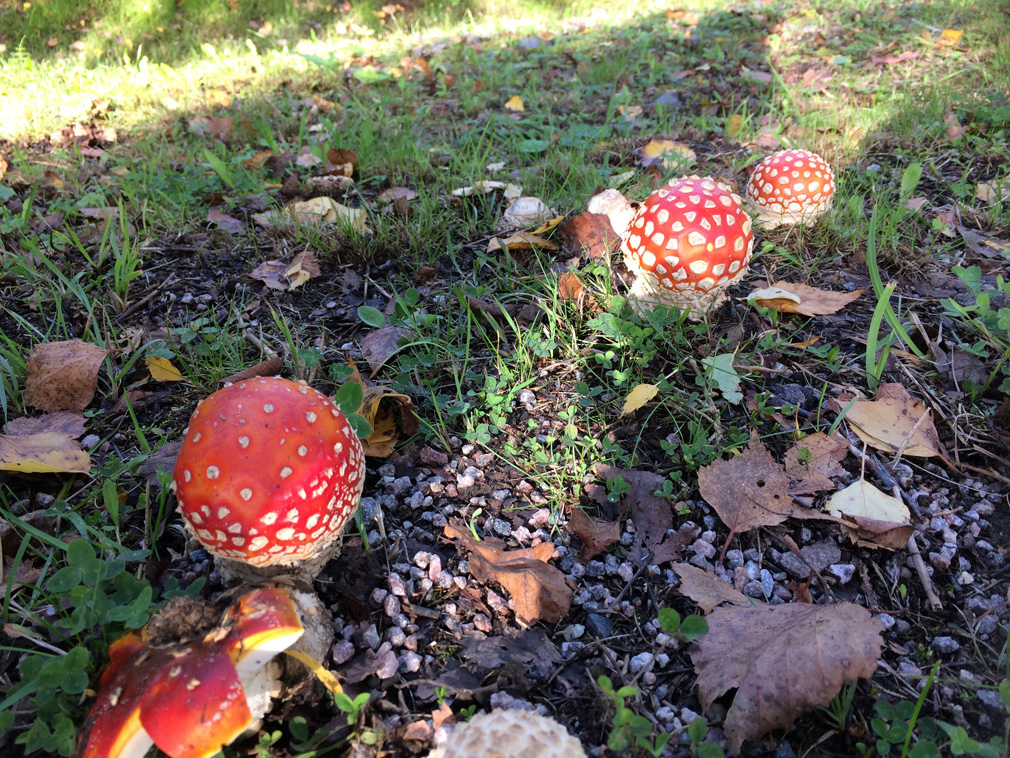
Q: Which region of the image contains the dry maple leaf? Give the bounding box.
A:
[444,523,574,625]
[784,432,848,495]
[561,212,622,260]
[25,340,109,413]
[691,602,883,754]
[842,383,947,462]
[673,564,752,613]
[566,508,621,563]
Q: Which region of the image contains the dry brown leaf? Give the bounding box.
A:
[360,327,411,378]
[218,357,283,385]
[843,383,947,460]
[557,272,585,302]
[249,250,321,292]
[377,187,417,204]
[327,148,359,170]
[566,508,620,563]
[784,432,848,495]
[750,282,864,317]
[206,206,243,235]
[5,412,85,438]
[697,442,798,540]
[594,465,694,565]
[561,212,621,260]
[25,340,109,413]
[444,523,575,625]
[673,564,752,613]
[691,602,883,754]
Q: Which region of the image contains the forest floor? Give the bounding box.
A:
[1,0,1010,756]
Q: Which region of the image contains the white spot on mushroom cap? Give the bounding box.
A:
[206,465,220,479]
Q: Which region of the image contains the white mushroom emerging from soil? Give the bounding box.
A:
[171,376,365,583]
[431,709,587,758]
[744,149,835,228]
[621,175,755,318]
[78,588,304,758]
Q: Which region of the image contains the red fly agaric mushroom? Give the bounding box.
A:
[78,588,304,758]
[172,376,365,582]
[621,175,754,318]
[745,149,835,228]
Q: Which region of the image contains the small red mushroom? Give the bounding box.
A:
[78,588,304,758]
[745,149,835,227]
[621,175,754,318]
[172,377,365,581]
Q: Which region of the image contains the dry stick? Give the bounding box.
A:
[844,434,943,612]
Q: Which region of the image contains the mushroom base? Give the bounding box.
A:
[214,539,342,585]
[744,197,832,229]
[627,273,728,321]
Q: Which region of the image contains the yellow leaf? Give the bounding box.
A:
[284,650,343,696]
[146,357,184,382]
[0,432,90,474]
[621,383,659,416]
[844,384,946,460]
[503,95,525,112]
[640,140,697,170]
[727,114,744,138]
[530,215,566,235]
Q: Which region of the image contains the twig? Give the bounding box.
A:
[112,273,177,323]
[843,432,943,611]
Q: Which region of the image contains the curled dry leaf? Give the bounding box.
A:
[691,602,883,754]
[825,479,914,550]
[749,281,865,317]
[218,357,284,385]
[355,385,420,458]
[25,339,109,413]
[561,212,622,260]
[443,523,574,625]
[288,197,370,233]
[566,508,620,563]
[672,564,752,613]
[842,383,947,461]
[451,181,522,199]
[249,250,322,292]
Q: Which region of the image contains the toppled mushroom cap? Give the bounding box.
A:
[78,588,304,758]
[172,377,365,574]
[621,175,754,317]
[438,709,587,758]
[745,149,835,227]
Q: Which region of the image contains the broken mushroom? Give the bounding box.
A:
[172,376,365,582]
[621,175,754,318]
[78,588,304,758]
[432,709,587,758]
[745,149,835,228]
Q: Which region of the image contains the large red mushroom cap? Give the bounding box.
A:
[621,175,754,318]
[172,377,365,576]
[78,588,304,758]
[745,149,835,227]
